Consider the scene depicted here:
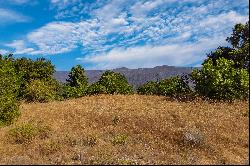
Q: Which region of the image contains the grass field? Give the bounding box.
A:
[0,95,249,165]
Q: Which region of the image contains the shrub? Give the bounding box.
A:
[86,82,107,95]
[98,71,133,95]
[14,58,56,99]
[14,57,55,82]
[191,58,249,101]
[112,134,128,145]
[51,81,66,101]
[137,81,158,95]
[0,100,20,126]
[158,76,192,97]
[0,57,21,125]
[24,79,59,102]
[62,85,87,99]
[8,122,51,144]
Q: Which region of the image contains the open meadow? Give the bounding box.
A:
[0,95,248,165]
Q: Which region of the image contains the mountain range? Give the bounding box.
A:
[54,65,199,89]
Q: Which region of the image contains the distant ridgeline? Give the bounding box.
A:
[54,65,199,89]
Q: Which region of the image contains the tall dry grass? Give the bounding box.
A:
[0,95,248,165]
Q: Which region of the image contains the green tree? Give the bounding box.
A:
[206,46,234,65]
[0,57,21,125]
[66,65,88,87]
[24,79,59,102]
[226,21,249,49]
[63,65,88,98]
[14,57,55,82]
[158,76,192,97]
[137,81,158,95]
[96,71,133,95]
[191,58,249,101]
[86,82,107,95]
[206,21,249,70]
[14,57,56,99]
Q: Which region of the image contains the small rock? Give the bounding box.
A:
[183,129,204,145]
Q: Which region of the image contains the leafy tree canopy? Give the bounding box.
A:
[66,65,88,88]
[205,21,249,70]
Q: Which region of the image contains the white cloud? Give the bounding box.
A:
[198,11,248,28]
[5,0,249,69]
[27,22,79,54]
[130,0,166,17]
[0,8,31,24]
[5,40,35,55]
[78,35,227,69]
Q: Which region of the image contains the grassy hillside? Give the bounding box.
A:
[0,95,248,165]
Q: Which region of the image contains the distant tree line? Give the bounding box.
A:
[0,21,249,126]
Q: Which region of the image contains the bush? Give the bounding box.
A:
[14,57,55,82]
[24,79,59,102]
[112,134,128,145]
[62,85,87,99]
[191,58,249,101]
[0,100,20,126]
[14,58,56,99]
[0,57,21,125]
[158,76,192,97]
[98,71,133,95]
[86,82,107,95]
[8,122,51,144]
[137,81,158,95]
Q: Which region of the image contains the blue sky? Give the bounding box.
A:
[0,0,249,71]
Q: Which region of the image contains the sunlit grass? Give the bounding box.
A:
[0,95,248,165]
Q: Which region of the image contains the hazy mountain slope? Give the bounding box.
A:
[54,65,199,89]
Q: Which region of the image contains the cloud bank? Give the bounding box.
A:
[3,0,249,69]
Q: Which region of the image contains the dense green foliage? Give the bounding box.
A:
[0,55,60,124]
[137,81,158,95]
[64,69,133,96]
[137,76,192,98]
[24,79,60,102]
[62,85,87,98]
[158,76,192,97]
[191,58,249,101]
[226,21,249,49]
[191,21,249,101]
[63,65,88,98]
[66,65,88,87]
[14,57,56,99]
[14,57,55,82]
[0,56,21,125]
[97,71,133,95]
[206,21,249,70]
[86,82,107,95]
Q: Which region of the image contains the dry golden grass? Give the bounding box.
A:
[0,95,249,165]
